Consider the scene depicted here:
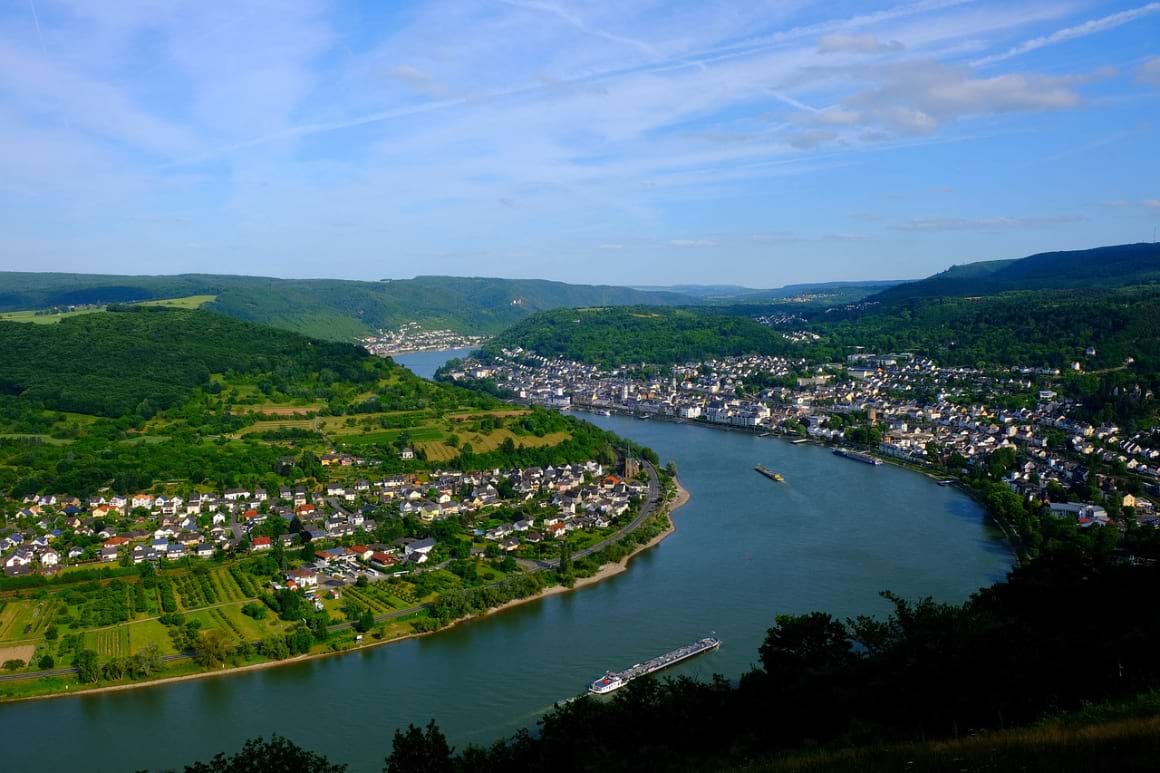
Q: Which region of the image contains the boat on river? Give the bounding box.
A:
[589,637,721,695]
[754,464,784,482]
[832,448,882,465]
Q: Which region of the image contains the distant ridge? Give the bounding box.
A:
[871,243,1160,303]
[0,272,688,340]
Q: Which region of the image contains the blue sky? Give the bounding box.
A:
[0,1,1157,287]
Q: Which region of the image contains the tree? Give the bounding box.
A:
[2,659,25,671]
[355,608,375,634]
[38,654,55,670]
[75,649,100,683]
[260,635,290,660]
[193,628,233,669]
[182,735,345,773]
[384,721,453,773]
[758,612,853,683]
[130,643,162,679]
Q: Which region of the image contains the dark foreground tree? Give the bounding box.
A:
[384,721,453,773]
[173,735,345,773]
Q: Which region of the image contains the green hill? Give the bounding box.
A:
[0,272,687,340]
[0,307,632,497]
[483,306,792,366]
[871,243,1160,303]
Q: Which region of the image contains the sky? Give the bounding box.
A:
[0,1,1157,287]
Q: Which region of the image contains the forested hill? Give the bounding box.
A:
[483,306,792,366]
[870,242,1160,303]
[0,272,687,340]
[0,306,407,417]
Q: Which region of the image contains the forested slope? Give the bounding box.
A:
[870,242,1160,303]
[0,272,687,340]
[484,306,792,366]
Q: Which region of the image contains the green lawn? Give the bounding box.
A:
[128,619,180,655]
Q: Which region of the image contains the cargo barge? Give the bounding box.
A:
[832,448,882,466]
[589,637,721,695]
[754,464,784,482]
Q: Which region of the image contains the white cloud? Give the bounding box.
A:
[842,62,1086,135]
[670,239,716,247]
[817,33,904,55]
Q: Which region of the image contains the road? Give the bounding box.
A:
[524,460,662,570]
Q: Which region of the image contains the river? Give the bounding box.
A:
[0,351,1013,772]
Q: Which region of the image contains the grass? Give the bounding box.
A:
[0,295,215,325]
[138,294,216,309]
[128,619,179,655]
[415,427,572,461]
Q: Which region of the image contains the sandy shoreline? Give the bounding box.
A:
[2,477,692,704]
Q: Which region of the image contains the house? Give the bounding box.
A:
[370,551,397,567]
[348,545,373,561]
[165,544,186,560]
[286,568,318,588]
[252,536,273,551]
[40,548,60,567]
[99,546,120,562]
[404,537,436,557]
[5,549,34,568]
[195,544,214,558]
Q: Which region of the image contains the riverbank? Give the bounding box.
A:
[0,478,692,705]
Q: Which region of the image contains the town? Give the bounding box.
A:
[2,459,650,580]
[361,322,487,356]
[442,346,1159,534]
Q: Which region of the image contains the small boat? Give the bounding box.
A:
[791,438,809,445]
[600,410,612,416]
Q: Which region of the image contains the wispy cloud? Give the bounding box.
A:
[1138,56,1160,86]
[817,33,904,55]
[896,215,1085,231]
[0,0,1149,283]
[972,3,1160,67]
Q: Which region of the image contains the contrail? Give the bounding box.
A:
[28,0,47,54]
[972,2,1160,67]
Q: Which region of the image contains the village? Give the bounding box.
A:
[1,459,650,581]
[442,346,1160,532]
[360,322,487,356]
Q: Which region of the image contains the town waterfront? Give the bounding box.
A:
[0,352,1013,772]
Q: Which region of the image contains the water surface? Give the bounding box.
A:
[0,354,1012,772]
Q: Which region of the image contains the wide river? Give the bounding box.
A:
[0,350,1013,772]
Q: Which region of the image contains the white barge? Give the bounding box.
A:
[589,637,720,695]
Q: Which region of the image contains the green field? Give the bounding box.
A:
[127,619,180,655]
[0,295,216,325]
